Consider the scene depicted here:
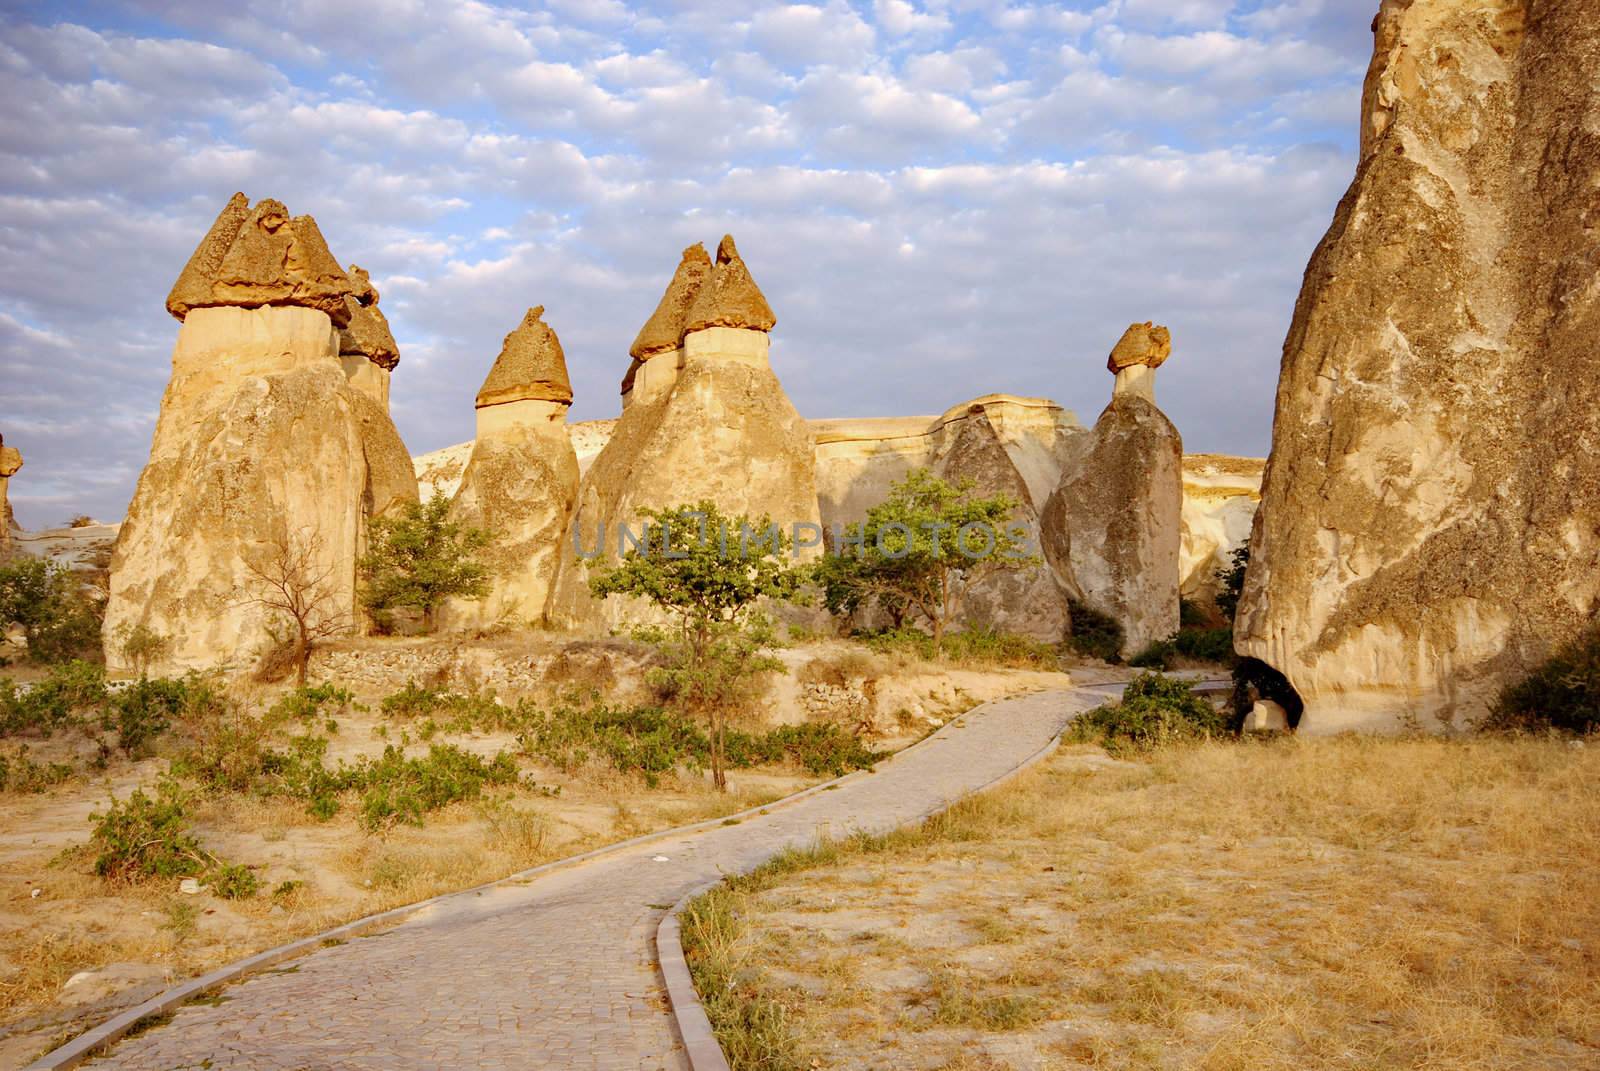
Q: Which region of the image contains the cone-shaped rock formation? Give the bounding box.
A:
[1042,323,1182,657]
[629,243,711,361]
[1237,0,1600,733]
[683,235,776,334]
[476,306,574,408]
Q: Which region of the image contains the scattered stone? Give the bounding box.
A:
[179,878,204,895]
[1243,700,1288,733]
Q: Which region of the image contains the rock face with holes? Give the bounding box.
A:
[1236,1,1600,733]
[554,236,820,630]
[1041,323,1182,658]
[441,307,579,630]
[105,195,417,674]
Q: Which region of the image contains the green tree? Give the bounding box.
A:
[1214,543,1249,621]
[0,557,103,663]
[820,469,1036,655]
[359,493,491,632]
[590,502,804,790]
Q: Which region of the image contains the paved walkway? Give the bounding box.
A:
[81,688,1097,1070]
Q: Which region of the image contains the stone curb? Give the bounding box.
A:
[22,686,1057,1071]
[657,690,1084,1071]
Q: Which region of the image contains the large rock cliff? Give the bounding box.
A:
[1236,0,1600,732]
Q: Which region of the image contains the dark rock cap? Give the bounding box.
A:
[476,306,574,408]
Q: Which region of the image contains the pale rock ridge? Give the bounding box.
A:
[164,194,355,327]
[1237,0,1596,733]
[683,235,777,334]
[1042,324,1183,657]
[1180,455,1263,603]
[476,306,574,408]
[443,308,580,629]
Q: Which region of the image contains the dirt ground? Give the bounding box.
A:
[700,735,1600,1071]
[0,636,1072,1066]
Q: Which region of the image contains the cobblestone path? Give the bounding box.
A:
[83,688,1094,1070]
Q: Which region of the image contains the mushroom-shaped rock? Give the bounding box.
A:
[683,235,776,335]
[166,193,251,321]
[476,306,573,408]
[338,266,399,370]
[0,436,21,479]
[629,244,711,360]
[209,201,355,327]
[1107,322,1171,373]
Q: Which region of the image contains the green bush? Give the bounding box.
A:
[0,745,74,793]
[0,660,106,737]
[89,779,256,894]
[0,558,103,664]
[1128,638,1177,670]
[173,702,275,793]
[1067,600,1123,663]
[1175,626,1236,665]
[1179,599,1209,628]
[1483,627,1600,734]
[100,676,188,756]
[1072,672,1228,755]
[1215,545,1249,621]
[352,743,519,832]
[858,626,1058,669]
[748,723,882,776]
[269,683,362,725]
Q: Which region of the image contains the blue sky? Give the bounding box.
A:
[0,0,1374,528]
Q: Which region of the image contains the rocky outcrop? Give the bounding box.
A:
[924,400,1071,642]
[1180,455,1262,605]
[554,236,819,630]
[442,307,579,630]
[338,265,400,410]
[0,433,21,556]
[625,244,711,403]
[1236,0,1600,733]
[166,195,354,326]
[1042,323,1183,657]
[107,198,416,674]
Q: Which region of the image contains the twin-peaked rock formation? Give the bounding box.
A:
[105,194,417,673]
[442,307,578,628]
[1238,0,1600,732]
[1042,322,1182,658]
[554,235,818,629]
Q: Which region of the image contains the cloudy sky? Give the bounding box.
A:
[1,0,1372,529]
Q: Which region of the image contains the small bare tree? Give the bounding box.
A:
[241,526,350,686]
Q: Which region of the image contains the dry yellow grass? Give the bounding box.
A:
[694,735,1600,1070]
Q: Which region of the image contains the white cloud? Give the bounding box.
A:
[747,3,877,69]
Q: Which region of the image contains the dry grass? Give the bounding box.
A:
[690,735,1600,1070]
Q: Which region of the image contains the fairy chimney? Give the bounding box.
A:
[622,243,712,408]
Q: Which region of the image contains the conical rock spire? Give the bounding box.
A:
[165,194,355,326]
[476,306,574,408]
[683,235,775,334]
[629,244,711,360]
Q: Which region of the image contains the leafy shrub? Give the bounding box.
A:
[1214,544,1249,620]
[380,682,523,734]
[270,683,362,724]
[1483,627,1600,734]
[359,492,492,632]
[114,624,169,674]
[1067,600,1123,663]
[352,743,519,832]
[173,702,275,793]
[89,779,256,894]
[1129,638,1177,670]
[0,745,74,792]
[745,723,882,776]
[1072,672,1228,755]
[0,558,103,663]
[1179,599,1209,628]
[858,627,1058,669]
[100,676,188,756]
[0,660,106,737]
[1130,628,1238,670]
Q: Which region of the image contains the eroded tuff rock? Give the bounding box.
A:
[106,301,417,674]
[0,433,21,555]
[1106,322,1171,372]
[1042,327,1182,657]
[1179,455,1262,604]
[338,265,399,371]
[926,400,1070,642]
[683,235,776,334]
[164,195,354,326]
[476,307,574,407]
[442,309,580,629]
[554,247,816,631]
[1236,0,1600,733]
[629,244,711,362]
